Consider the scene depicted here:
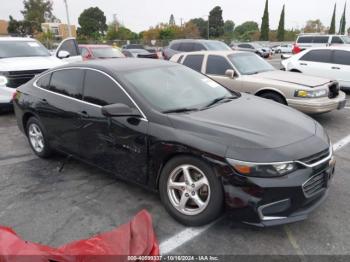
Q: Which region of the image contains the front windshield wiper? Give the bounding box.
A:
[162,107,199,114]
[203,96,236,109]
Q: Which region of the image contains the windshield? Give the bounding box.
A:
[0,40,50,58]
[91,47,124,58]
[118,65,235,112]
[341,36,350,44]
[205,41,231,51]
[228,53,275,75]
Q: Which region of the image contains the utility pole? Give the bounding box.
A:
[63,0,72,37]
[202,15,209,39]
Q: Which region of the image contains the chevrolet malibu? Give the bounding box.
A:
[13,59,335,227]
[171,51,346,114]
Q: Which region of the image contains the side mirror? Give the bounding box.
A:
[225,69,236,79]
[57,50,70,59]
[101,103,141,117]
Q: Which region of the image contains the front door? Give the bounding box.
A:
[78,69,149,184]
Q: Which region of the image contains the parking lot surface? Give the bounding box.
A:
[1,57,350,256]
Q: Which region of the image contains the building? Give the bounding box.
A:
[0,20,8,35]
[41,22,77,39]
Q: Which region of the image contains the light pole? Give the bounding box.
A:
[63,0,72,37]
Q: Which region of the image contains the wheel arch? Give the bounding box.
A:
[254,88,288,105]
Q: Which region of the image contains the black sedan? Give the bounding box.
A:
[13,59,335,227]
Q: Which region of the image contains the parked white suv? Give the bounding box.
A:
[293,34,350,53]
[0,37,82,111]
[282,46,350,92]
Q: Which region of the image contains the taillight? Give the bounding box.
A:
[292,43,301,54]
[12,90,17,101]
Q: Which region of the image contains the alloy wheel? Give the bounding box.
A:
[28,123,45,153]
[167,164,211,216]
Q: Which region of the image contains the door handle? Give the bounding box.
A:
[300,63,308,66]
[331,67,341,70]
[80,110,89,118]
[41,98,47,103]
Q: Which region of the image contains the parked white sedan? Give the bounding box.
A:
[282,47,350,92]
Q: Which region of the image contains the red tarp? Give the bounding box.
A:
[0,210,159,262]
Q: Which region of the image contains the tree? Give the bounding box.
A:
[329,3,336,34]
[209,6,224,38]
[7,16,21,35]
[182,22,200,38]
[339,3,347,35]
[78,7,107,39]
[234,21,259,35]
[304,19,325,33]
[169,14,176,26]
[189,18,208,39]
[224,20,235,34]
[260,0,269,40]
[21,0,56,32]
[277,5,285,41]
[7,15,37,36]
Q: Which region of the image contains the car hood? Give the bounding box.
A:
[254,70,332,88]
[168,94,329,162]
[0,56,66,71]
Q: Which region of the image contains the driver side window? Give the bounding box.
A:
[206,55,233,75]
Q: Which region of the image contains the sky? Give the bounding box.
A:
[0,0,346,33]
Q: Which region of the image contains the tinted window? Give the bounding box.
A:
[179,43,194,52]
[300,50,332,63]
[206,55,233,75]
[80,47,89,57]
[37,73,51,90]
[297,36,313,43]
[170,43,180,50]
[333,50,350,65]
[83,70,133,107]
[313,36,329,43]
[193,43,206,51]
[58,39,79,56]
[239,44,252,49]
[183,55,204,72]
[50,69,84,99]
[331,36,344,44]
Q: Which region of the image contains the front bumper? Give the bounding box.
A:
[0,85,15,106]
[223,155,335,227]
[287,91,346,114]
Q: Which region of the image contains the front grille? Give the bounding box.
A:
[328,82,340,99]
[299,149,330,165]
[302,172,327,197]
[6,69,47,88]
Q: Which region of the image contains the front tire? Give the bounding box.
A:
[259,92,287,105]
[26,117,52,158]
[159,156,224,226]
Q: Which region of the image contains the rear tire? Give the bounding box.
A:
[159,156,224,226]
[26,117,52,158]
[259,92,287,105]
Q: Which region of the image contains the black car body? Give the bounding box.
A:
[13,59,335,227]
[163,39,232,60]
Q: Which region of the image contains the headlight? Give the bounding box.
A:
[226,159,298,178]
[0,75,8,86]
[294,89,328,98]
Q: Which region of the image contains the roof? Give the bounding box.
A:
[170,39,223,43]
[172,50,248,57]
[65,58,176,73]
[79,44,111,48]
[304,45,350,51]
[0,37,37,41]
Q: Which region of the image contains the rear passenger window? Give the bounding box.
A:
[179,43,194,52]
[183,55,204,72]
[206,55,233,75]
[50,69,84,99]
[333,50,350,65]
[300,50,332,63]
[37,73,51,90]
[297,37,313,43]
[312,36,329,43]
[170,43,180,51]
[193,43,206,51]
[83,70,134,107]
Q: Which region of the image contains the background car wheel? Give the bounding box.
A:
[26,117,52,158]
[159,156,224,226]
[259,92,287,105]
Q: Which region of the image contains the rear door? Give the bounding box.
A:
[55,38,82,63]
[35,68,84,155]
[182,54,204,72]
[78,69,149,184]
[331,50,350,88]
[298,49,333,76]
